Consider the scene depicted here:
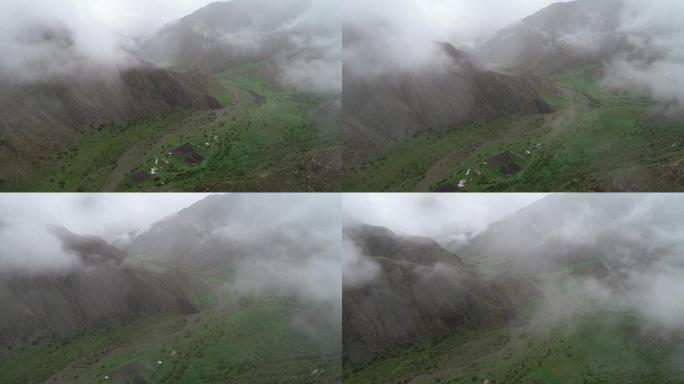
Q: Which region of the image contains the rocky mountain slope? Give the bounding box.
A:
[343,42,554,162]
[0,228,203,349]
[343,224,539,364]
[0,65,223,181]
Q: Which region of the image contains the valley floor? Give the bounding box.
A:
[2,63,341,192]
[344,65,684,192]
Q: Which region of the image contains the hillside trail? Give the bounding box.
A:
[104,84,259,191]
[415,85,592,191]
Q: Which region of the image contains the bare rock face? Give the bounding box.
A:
[343,224,538,365]
[343,42,553,162]
[0,231,203,348]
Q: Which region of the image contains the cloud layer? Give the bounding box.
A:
[603,0,684,106]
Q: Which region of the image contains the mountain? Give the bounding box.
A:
[1,0,341,192]
[127,194,339,271]
[0,65,223,182]
[126,194,245,269]
[0,229,202,348]
[343,224,539,364]
[463,194,680,278]
[0,195,341,383]
[477,0,631,74]
[139,0,312,71]
[345,203,684,384]
[343,42,554,162]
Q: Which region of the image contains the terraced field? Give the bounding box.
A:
[4,63,341,192]
[344,65,684,192]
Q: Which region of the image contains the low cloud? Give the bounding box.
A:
[603,0,684,106]
[275,0,341,94]
[343,0,557,77]
[343,193,546,239]
[342,232,380,288]
[0,193,207,273]
[0,0,215,82]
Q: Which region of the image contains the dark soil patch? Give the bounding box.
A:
[489,151,522,177]
[129,171,149,185]
[172,143,205,166]
[110,361,149,384]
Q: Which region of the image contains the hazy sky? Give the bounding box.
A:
[1,0,214,36]
[0,193,208,236]
[346,0,558,44]
[343,193,546,237]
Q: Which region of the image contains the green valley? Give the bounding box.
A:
[3,63,340,192]
[344,65,683,192]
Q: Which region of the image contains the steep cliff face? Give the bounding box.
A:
[343,42,554,162]
[0,230,203,348]
[343,224,539,364]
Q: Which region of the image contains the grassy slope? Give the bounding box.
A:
[344,65,684,192]
[2,63,340,192]
[344,312,684,384]
[0,271,341,384]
